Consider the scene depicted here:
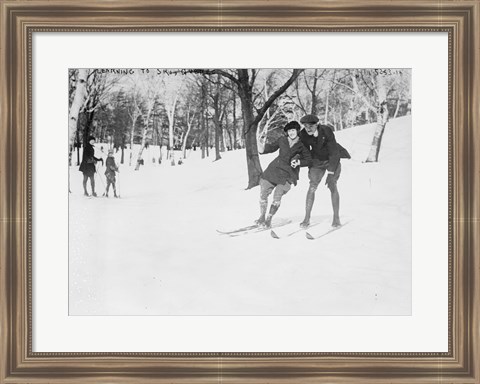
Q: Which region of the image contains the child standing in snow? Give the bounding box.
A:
[104,149,119,198]
[256,121,312,228]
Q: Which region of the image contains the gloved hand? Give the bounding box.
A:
[291,159,300,168]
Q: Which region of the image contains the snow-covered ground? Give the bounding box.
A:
[69,116,411,316]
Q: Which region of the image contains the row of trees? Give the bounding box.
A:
[68,68,411,188]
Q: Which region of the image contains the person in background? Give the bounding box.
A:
[79,136,103,197]
[104,149,119,198]
[256,121,312,228]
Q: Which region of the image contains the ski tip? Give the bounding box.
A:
[305,232,315,240]
[270,230,280,239]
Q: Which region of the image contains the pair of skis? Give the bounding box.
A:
[270,221,345,240]
[217,220,347,239]
[216,220,292,238]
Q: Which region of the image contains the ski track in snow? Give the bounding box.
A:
[69,116,412,316]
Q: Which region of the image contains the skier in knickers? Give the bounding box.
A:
[255,121,312,228]
[298,114,350,228]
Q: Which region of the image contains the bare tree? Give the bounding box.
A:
[68,69,88,161]
[155,75,184,165]
[135,90,160,170]
[68,69,89,192]
[126,86,142,166]
[182,106,197,159]
[202,69,304,188]
[365,72,389,162]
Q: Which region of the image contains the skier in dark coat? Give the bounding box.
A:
[79,136,103,197]
[256,121,312,228]
[298,114,348,228]
[104,149,119,198]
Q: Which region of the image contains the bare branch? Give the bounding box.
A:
[250,69,304,128]
[201,69,240,86]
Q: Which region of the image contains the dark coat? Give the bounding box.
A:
[105,156,118,183]
[79,143,101,176]
[299,124,341,173]
[261,136,312,186]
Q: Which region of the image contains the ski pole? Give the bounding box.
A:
[116,169,121,198]
[95,169,106,195]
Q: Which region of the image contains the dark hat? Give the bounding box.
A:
[88,136,96,142]
[300,114,319,124]
[283,121,301,132]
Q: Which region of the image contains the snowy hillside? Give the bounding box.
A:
[69,116,411,316]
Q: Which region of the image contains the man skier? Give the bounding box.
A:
[298,114,347,228]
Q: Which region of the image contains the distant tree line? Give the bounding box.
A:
[68,68,411,188]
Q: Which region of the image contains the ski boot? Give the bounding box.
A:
[299,220,310,229]
[254,215,265,226]
[263,203,280,228]
[254,201,268,226]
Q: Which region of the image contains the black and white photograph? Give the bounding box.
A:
[68,67,412,316]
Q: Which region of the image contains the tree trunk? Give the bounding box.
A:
[366,74,389,162]
[168,118,175,164]
[393,98,401,118]
[83,111,95,146]
[214,120,222,161]
[68,69,88,159]
[212,92,222,161]
[205,68,303,187]
[225,121,233,150]
[205,115,210,158]
[311,69,318,115]
[201,105,206,159]
[182,122,192,159]
[365,106,370,123]
[232,96,237,149]
[324,89,330,124]
[238,88,262,189]
[121,135,125,164]
[366,103,389,162]
[128,115,138,166]
[135,101,156,170]
[75,129,81,165]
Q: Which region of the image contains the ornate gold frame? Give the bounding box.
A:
[1,0,479,383]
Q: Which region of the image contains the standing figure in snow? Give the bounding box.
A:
[104,149,119,198]
[298,114,348,228]
[79,136,103,197]
[256,121,312,228]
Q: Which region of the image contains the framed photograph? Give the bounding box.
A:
[1,0,479,383]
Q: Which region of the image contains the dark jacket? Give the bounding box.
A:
[79,143,101,176]
[299,124,341,173]
[261,136,312,186]
[105,156,118,182]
